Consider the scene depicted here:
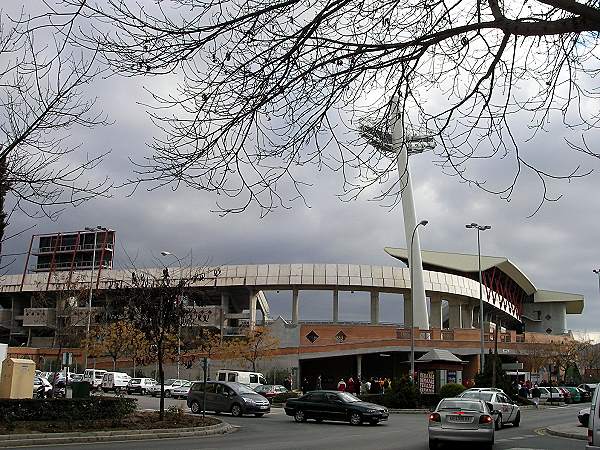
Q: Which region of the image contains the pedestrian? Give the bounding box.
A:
[532,384,541,409]
[316,374,322,390]
[364,378,371,394]
[337,378,346,392]
[347,377,355,394]
[302,377,309,394]
[383,378,391,393]
[283,374,292,391]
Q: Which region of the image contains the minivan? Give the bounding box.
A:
[187,381,270,417]
[588,385,600,449]
[83,369,107,390]
[126,378,157,395]
[216,370,266,389]
[101,372,131,392]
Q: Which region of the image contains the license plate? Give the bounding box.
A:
[448,415,473,423]
[260,405,269,409]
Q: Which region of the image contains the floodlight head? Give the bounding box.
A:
[160,251,172,257]
[465,224,473,229]
[420,220,428,226]
[594,269,600,274]
[483,225,492,230]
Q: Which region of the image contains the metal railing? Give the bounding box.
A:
[35,243,114,253]
[32,260,112,271]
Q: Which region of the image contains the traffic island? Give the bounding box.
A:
[545,423,588,441]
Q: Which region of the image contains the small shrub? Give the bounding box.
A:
[439,383,466,398]
[166,405,185,420]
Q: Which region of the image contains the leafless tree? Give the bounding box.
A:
[0,6,110,263]
[67,0,600,216]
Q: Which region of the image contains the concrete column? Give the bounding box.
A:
[292,289,299,325]
[429,294,442,329]
[332,290,339,323]
[448,302,462,329]
[461,304,473,328]
[370,291,380,324]
[220,293,229,337]
[356,355,362,379]
[249,291,257,330]
[404,294,412,327]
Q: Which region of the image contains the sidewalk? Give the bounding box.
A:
[546,423,588,441]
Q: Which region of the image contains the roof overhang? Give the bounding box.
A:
[534,290,584,314]
[384,247,537,295]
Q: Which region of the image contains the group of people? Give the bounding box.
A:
[299,374,393,394]
[516,380,541,408]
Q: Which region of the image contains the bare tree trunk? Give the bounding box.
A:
[158,343,165,421]
[0,156,8,261]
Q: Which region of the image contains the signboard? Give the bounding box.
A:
[502,362,523,371]
[62,352,73,366]
[419,371,436,394]
[447,371,457,384]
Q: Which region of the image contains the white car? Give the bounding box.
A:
[126,378,157,395]
[83,369,107,389]
[148,379,189,398]
[171,381,193,399]
[459,388,521,429]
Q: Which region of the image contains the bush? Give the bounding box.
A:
[439,383,466,398]
[358,378,419,409]
[0,397,137,423]
[272,391,300,404]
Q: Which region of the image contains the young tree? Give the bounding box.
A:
[107,266,208,420]
[74,0,600,215]
[0,7,110,261]
[223,326,280,372]
[91,320,141,371]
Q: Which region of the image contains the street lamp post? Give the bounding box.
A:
[84,226,107,369]
[160,250,183,378]
[593,269,600,298]
[466,222,491,374]
[410,220,428,382]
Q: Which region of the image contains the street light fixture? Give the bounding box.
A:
[410,219,428,382]
[84,226,107,368]
[593,269,600,300]
[466,222,491,374]
[160,250,183,378]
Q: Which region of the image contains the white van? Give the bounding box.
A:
[83,369,107,389]
[588,385,600,449]
[101,372,131,392]
[217,370,266,389]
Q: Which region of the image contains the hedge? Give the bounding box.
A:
[0,397,137,423]
[439,383,466,398]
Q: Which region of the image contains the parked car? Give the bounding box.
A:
[33,376,52,398]
[428,398,495,450]
[126,378,157,395]
[254,384,289,402]
[558,387,573,403]
[284,390,388,425]
[172,381,193,399]
[187,381,271,417]
[71,374,84,383]
[579,383,597,394]
[545,386,565,402]
[579,388,593,403]
[101,372,131,392]
[579,407,591,427]
[216,370,267,389]
[83,369,107,390]
[459,388,520,429]
[562,386,581,403]
[588,384,600,449]
[148,379,188,398]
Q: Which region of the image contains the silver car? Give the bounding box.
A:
[459,388,520,429]
[428,398,495,450]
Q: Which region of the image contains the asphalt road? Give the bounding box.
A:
[7,396,590,450]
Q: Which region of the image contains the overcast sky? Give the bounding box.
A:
[3,2,600,338]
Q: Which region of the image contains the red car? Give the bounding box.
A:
[557,387,572,403]
[254,384,288,401]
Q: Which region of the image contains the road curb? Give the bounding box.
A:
[0,421,234,447]
[545,425,587,441]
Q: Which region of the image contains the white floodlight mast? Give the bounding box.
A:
[390,97,429,330]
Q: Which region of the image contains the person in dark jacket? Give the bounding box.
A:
[531,385,541,408]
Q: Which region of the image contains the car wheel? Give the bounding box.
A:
[190,401,200,414]
[254,413,264,418]
[294,409,306,423]
[428,439,438,450]
[231,403,243,417]
[512,411,520,427]
[165,390,172,398]
[495,414,503,430]
[151,392,156,397]
[349,412,362,426]
[141,389,146,396]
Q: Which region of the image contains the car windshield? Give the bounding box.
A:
[438,400,483,412]
[164,379,178,385]
[461,391,493,402]
[236,384,258,395]
[337,392,361,403]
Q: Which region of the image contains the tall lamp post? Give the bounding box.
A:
[466,222,491,374]
[410,220,428,382]
[160,250,183,378]
[593,269,600,298]
[84,225,107,369]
